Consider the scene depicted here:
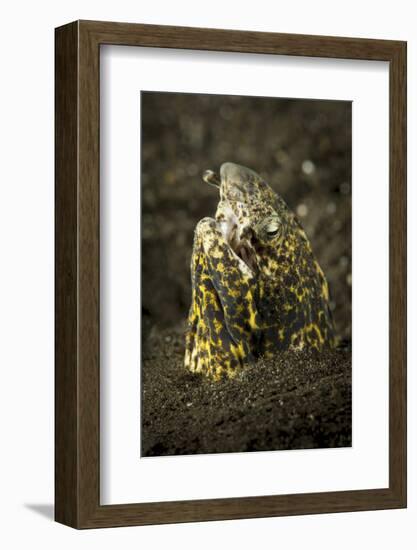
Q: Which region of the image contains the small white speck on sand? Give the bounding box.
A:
[296,203,309,217]
[301,159,315,176]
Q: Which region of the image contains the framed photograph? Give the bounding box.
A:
[55,20,406,528]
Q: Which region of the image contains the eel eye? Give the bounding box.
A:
[264,219,282,239]
[255,215,284,241]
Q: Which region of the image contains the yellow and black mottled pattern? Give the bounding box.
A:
[185,162,336,380]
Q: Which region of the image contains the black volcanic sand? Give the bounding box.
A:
[141,93,352,456]
[142,329,351,456]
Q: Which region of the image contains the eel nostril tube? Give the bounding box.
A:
[202,170,221,188]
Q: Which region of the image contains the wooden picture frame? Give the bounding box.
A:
[55,20,407,529]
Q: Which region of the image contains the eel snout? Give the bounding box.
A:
[202,164,258,273]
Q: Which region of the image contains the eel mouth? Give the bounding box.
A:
[203,167,258,273]
[216,200,258,274]
[226,219,258,273]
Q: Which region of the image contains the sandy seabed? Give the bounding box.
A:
[141,328,351,457]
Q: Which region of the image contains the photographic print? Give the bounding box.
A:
[141,91,352,457]
[55,21,406,527]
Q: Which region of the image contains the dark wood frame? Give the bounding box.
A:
[55,20,407,529]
